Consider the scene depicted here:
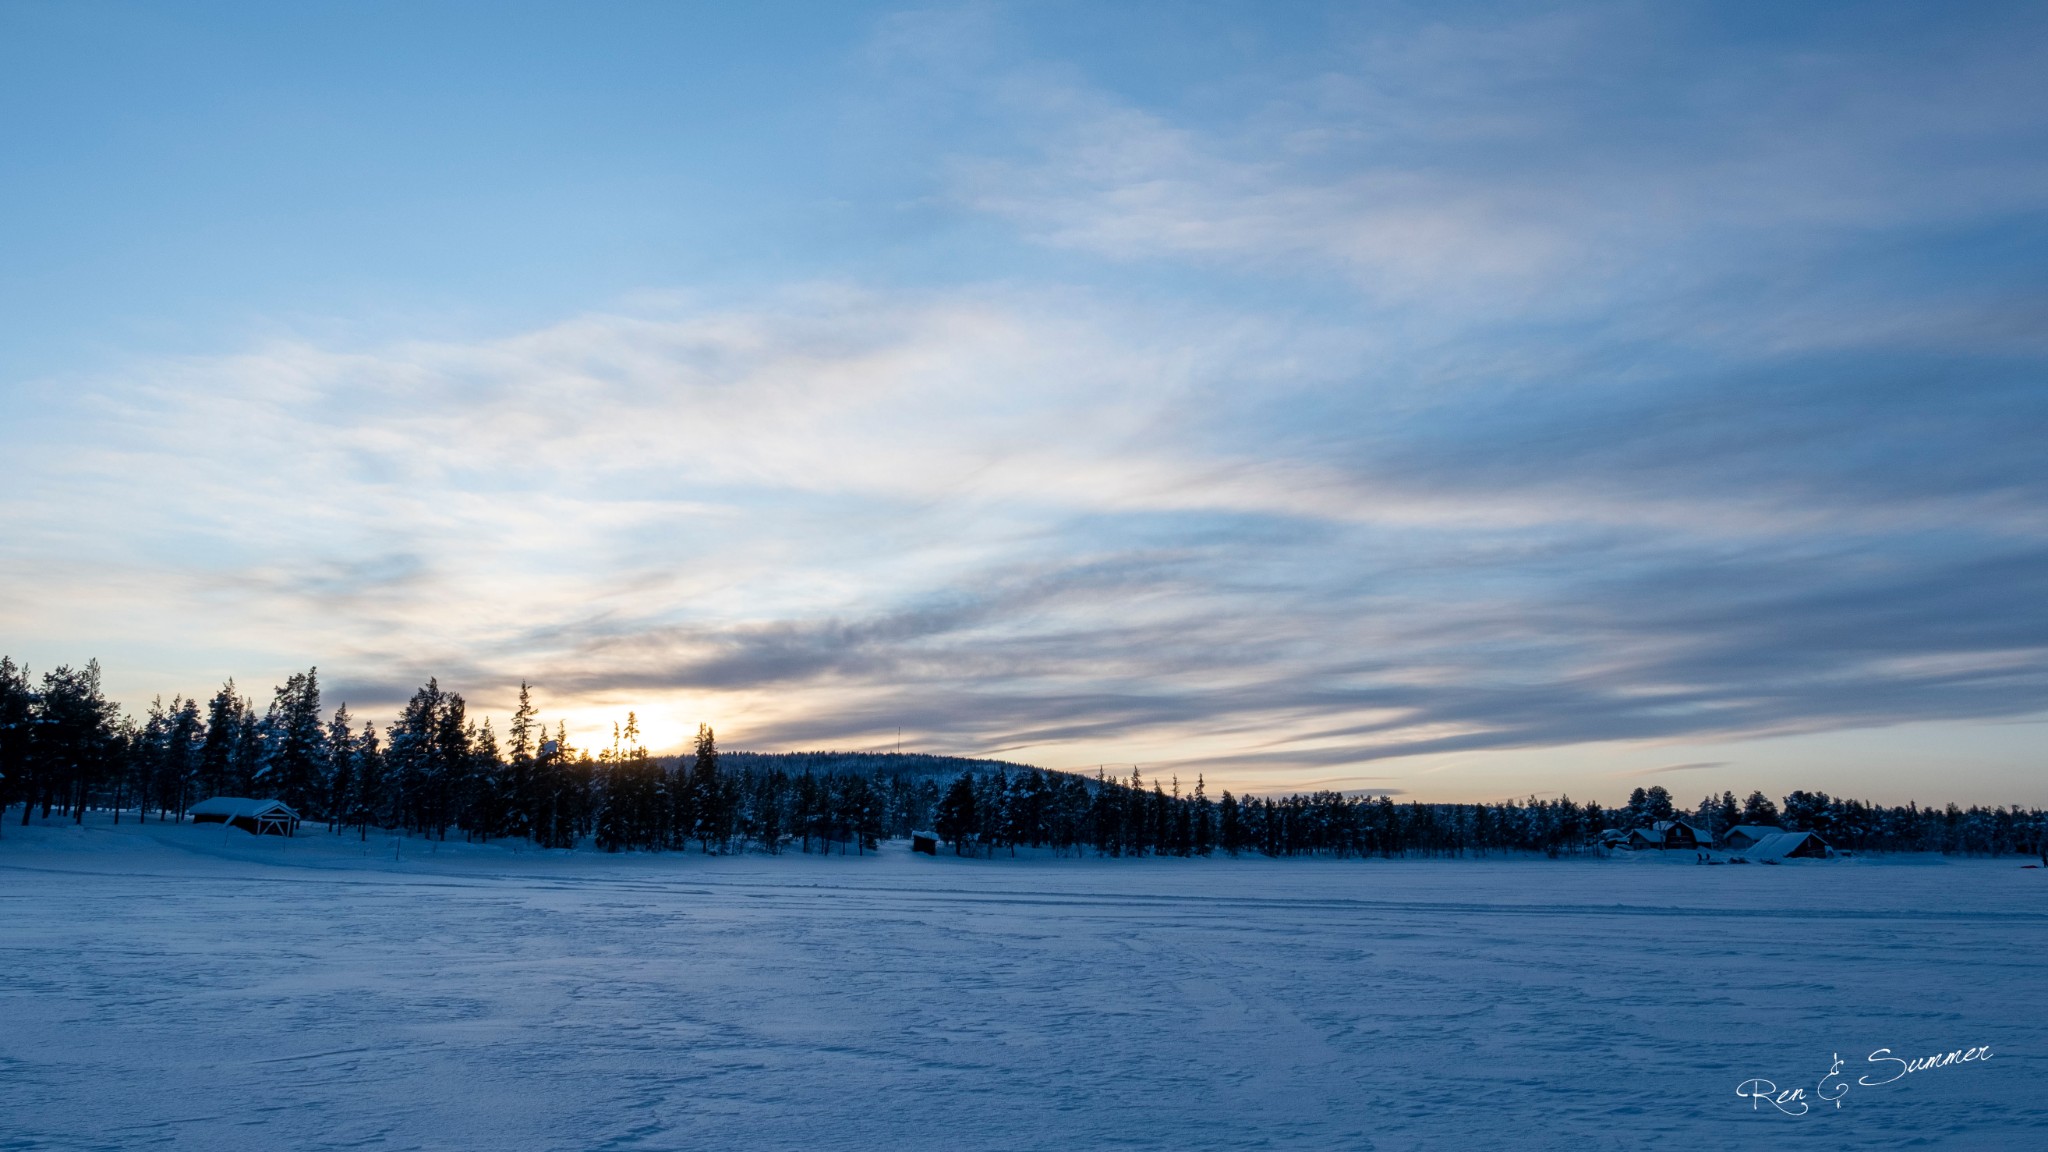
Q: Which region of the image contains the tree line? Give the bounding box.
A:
[3,656,2045,859]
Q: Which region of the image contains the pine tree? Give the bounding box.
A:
[688,724,721,852]
[1219,790,1243,856]
[794,770,819,853]
[350,721,385,839]
[262,668,327,817]
[229,705,264,796]
[131,696,170,824]
[386,680,442,834]
[0,657,35,827]
[33,662,118,823]
[934,771,977,855]
[1643,786,1675,822]
[163,697,202,819]
[1741,790,1780,826]
[753,768,786,853]
[471,716,505,842]
[326,705,355,832]
[507,682,537,840]
[430,690,471,840]
[197,681,241,800]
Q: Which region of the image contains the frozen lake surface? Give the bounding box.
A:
[3,817,2044,1150]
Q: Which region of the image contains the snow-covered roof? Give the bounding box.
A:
[189,797,300,820]
[1740,831,1828,861]
[1725,824,1782,840]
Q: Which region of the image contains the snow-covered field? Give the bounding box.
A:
[3,817,2043,1150]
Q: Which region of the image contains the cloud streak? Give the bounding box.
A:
[3,3,2046,802]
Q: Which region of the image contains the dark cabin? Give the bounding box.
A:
[189,797,301,837]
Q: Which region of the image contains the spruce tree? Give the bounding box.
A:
[471,717,504,842]
[688,724,721,852]
[197,681,241,800]
[934,771,977,855]
[386,680,443,834]
[1741,790,1780,826]
[132,696,169,823]
[1626,786,1649,826]
[34,662,117,823]
[263,668,327,816]
[326,705,355,833]
[430,690,471,840]
[351,721,385,839]
[165,697,202,819]
[229,705,264,796]
[0,657,34,827]
[507,682,537,840]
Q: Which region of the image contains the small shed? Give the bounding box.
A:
[1723,824,1783,851]
[190,797,301,837]
[910,830,940,856]
[1739,830,1832,861]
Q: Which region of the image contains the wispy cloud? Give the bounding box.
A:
[1615,762,1727,779]
[4,3,2046,802]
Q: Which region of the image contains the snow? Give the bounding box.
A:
[186,796,299,820]
[3,816,2044,1150]
[1726,824,1784,842]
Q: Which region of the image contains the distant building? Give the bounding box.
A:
[1722,824,1783,851]
[1737,830,1832,861]
[911,831,940,856]
[188,797,301,837]
[1629,820,1714,850]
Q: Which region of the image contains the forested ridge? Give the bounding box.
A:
[3,657,2045,859]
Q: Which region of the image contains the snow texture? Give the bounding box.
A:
[2,817,2044,1150]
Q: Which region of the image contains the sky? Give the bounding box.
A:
[3,0,2045,805]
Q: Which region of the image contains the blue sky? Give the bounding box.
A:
[3,1,2045,804]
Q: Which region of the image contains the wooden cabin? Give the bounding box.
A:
[1738,830,1832,861]
[1722,824,1783,851]
[1630,820,1714,850]
[189,797,301,837]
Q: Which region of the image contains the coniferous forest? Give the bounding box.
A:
[3,656,2045,859]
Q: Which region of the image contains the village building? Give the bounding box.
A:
[189,797,301,837]
[1627,820,1715,850]
[1736,830,1832,861]
[1722,824,1784,851]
